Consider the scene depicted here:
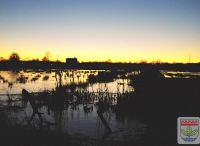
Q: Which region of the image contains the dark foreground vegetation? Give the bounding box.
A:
[0,67,200,146]
[118,68,200,146]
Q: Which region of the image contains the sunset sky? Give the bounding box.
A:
[0,0,200,63]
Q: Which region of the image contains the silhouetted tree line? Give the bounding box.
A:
[0,52,200,71]
[0,60,200,71]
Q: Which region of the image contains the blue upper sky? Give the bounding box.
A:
[0,0,200,62]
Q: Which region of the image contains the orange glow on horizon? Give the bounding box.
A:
[0,47,199,63]
[0,0,199,64]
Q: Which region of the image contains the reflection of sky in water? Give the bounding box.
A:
[161,71,200,78]
[1,70,198,139]
[0,70,145,139]
[0,70,133,94]
[1,96,146,139]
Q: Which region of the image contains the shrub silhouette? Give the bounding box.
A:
[9,53,20,61]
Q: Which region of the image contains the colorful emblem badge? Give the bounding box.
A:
[178,117,200,144]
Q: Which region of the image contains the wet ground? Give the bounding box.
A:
[0,69,200,145]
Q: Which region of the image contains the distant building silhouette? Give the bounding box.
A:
[66,57,78,65]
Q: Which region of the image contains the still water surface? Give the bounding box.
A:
[0,70,145,140]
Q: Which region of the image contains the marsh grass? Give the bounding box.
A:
[2,69,199,146]
[87,71,128,83]
[16,75,29,83]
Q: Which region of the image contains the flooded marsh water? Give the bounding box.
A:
[0,69,146,140]
[1,69,200,145]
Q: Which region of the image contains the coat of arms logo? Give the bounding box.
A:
[178,117,200,144]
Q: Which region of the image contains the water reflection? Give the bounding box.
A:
[0,70,133,94]
[0,70,146,139]
[161,70,200,78]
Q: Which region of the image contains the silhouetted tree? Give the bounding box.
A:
[32,58,40,61]
[106,59,112,63]
[42,52,51,62]
[139,60,148,64]
[9,53,20,61]
[151,60,162,64]
[0,57,5,62]
[42,56,49,62]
